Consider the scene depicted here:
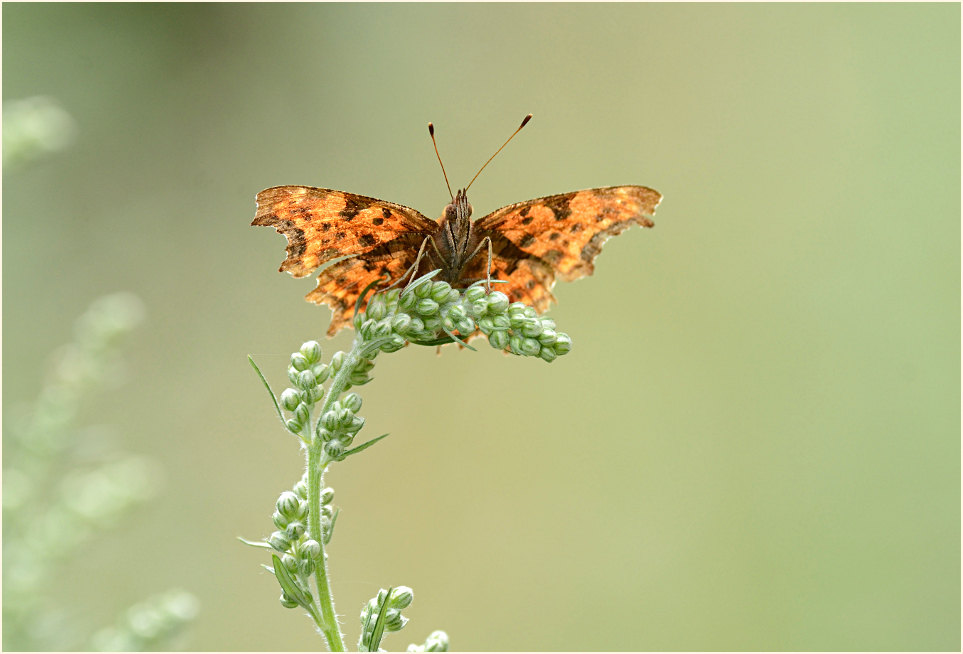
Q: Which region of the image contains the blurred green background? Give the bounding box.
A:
[3,3,959,651]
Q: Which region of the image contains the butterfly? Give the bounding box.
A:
[253,115,662,336]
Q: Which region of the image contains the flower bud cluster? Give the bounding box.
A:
[268,473,329,585]
[407,630,450,652]
[315,390,365,461]
[280,341,329,435]
[352,274,572,362]
[359,586,414,651]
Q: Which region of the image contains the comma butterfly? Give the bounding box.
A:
[253,115,662,336]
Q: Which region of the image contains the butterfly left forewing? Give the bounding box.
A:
[253,186,438,278]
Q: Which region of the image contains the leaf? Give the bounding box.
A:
[342,433,390,458]
[248,355,285,425]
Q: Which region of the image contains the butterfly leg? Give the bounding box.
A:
[464,236,495,292]
[387,236,431,290]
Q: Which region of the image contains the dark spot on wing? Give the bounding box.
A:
[335,231,346,240]
[359,234,377,247]
[519,233,536,248]
[339,195,370,221]
[570,222,583,233]
[544,195,573,222]
[548,232,560,241]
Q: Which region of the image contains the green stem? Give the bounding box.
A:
[304,336,374,652]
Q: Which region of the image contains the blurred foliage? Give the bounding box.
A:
[2,291,197,650]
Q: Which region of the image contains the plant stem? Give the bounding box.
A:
[304,337,371,652]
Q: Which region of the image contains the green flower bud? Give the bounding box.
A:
[384,288,401,304]
[374,319,394,338]
[470,300,489,318]
[330,351,346,371]
[388,586,414,609]
[422,316,442,332]
[298,369,318,390]
[349,370,372,386]
[280,593,300,609]
[276,491,301,519]
[293,403,310,425]
[415,298,439,316]
[445,289,460,304]
[367,295,388,321]
[520,337,541,357]
[384,609,407,631]
[321,410,339,432]
[477,316,495,335]
[538,329,558,346]
[285,521,305,540]
[487,291,510,314]
[455,318,475,335]
[429,281,452,303]
[447,304,467,321]
[425,630,449,651]
[343,392,362,413]
[280,388,300,411]
[391,313,412,333]
[272,510,288,530]
[465,285,487,303]
[320,487,335,505]
[407,316,425,334]
[268,531,292,552]
[539,317,556,331]
[281,553,298,573]
[354,311,365,331]
[312,363,330,383]
[298,557,315,575]
[356,358,375,373]
[399,290,418,311]
[538,346,557,362]
[287,366,300,385]
[321,504,335,520]
[324,439,345,459]
[381,334,407,353]
[359,318,376,339]
[293,479,308,499]
[285,418,303,434]
[290,352,309,371]
[302,539,322,560]
[442,316,456,333]
[413,280,433,298]
[347,415,365,433]
[316,427,332,442]
[520,320,543,338]
[305,386,324,404]
[300,341,322,363]
[492,314,511,330]
[553,333,572,355]
[488,330,509,350]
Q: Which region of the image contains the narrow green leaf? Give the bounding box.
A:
[342,433,390,458]
[271,554,313,608]
[368,586,394,652]
[248,355,285,425]
[237,536,274,550]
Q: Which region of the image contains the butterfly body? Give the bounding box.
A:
[254,183,661,336]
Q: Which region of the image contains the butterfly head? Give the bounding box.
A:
[443,188,473,223]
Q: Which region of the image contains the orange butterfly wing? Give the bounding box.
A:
[253,186,439,334]
[469,186,663,311]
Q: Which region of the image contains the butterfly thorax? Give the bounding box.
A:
[430,188,480,283]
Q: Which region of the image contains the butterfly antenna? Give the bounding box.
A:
[428,122,454,201]
[465,113,533,192]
